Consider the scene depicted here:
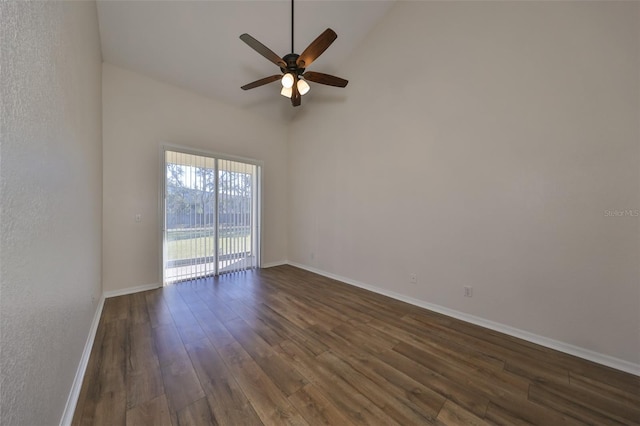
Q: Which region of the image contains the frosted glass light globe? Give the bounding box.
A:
[297,79,310,96]
[281,73,295,89]
[280,86,293,98]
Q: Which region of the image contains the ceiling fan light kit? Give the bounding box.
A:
[240,0,348,107]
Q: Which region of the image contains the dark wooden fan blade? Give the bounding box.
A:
[296,28,337,69]
[241,75,281,90]
[303,71,348,88]
[240,33,286,68]
[291,78,301,107]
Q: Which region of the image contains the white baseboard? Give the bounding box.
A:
[261,260,289,269]
[103,282,161,299]
[59,295,106,426]
[287,262,640,376]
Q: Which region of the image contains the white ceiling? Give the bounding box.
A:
[96,0,395,122]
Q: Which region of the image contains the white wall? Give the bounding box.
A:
[102,64,288,293]
[288,2,640,365]
[0,2,103,424]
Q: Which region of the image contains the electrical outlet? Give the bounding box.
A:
[409,273,417,284]
[464,286,473,297]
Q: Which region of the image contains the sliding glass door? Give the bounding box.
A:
[163,148,260,284]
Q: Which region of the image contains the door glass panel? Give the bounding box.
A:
[163,150,259,284]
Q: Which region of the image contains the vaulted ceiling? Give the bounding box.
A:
[97,0,395,122]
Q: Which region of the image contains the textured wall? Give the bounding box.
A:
[0,2,103,424]
[102,64,288,293]
[288,1,640,365]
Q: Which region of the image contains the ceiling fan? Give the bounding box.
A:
[239,0,349,107]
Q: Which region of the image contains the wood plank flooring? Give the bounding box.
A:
[72,265,640,425]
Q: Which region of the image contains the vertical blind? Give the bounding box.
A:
[164,150,259,284]
[217,159,258,274]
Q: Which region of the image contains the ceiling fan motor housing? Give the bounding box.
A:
[281,53,304,75]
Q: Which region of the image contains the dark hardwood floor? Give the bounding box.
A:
[72,265,640,425]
